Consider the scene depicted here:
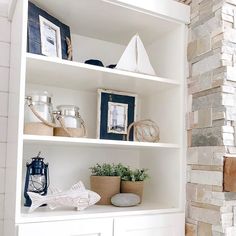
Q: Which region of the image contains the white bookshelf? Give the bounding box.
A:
[26,53,180,95]
[23,135,180,150]
[6,0,189,235]
[19,203,180,223]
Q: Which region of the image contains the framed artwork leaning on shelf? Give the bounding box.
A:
[27,1,72,60]
[97,89,137,141]
[39,16,62,58]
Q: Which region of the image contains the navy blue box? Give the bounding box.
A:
[27,1,71,60]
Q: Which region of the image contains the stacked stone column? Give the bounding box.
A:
[186,0,236,236]
[178,0,192,4]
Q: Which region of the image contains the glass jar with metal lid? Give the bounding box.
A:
[24,91,56,136]
[54,105,87,138]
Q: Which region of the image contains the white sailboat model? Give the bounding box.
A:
[116,34,156,76]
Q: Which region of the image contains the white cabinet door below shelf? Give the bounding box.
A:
[114,213,184,236]
[18,218,113,236]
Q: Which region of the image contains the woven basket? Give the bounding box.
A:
[54,127,84,137]
[24,122,53,136]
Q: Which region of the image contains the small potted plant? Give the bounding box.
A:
[90,163,123,205]
[121,168,149,202]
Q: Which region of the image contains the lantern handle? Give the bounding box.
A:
[45,163,50,190]
[56,114,87,138]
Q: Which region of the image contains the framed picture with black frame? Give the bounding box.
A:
[97,89,137,141]
[27,1,71,60]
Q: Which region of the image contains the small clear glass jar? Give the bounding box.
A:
[56,105,82,128]
[54,105,86,137]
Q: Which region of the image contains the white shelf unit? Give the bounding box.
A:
[23,135,180,150]
[19,202,181,224]
[26,53,180,95]
[6,0,189,235]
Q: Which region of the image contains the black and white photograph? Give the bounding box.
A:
[107,102,128,134]
[39,16,62,58]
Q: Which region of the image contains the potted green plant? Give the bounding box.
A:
[121,168,149,202]
[90,163,123,205]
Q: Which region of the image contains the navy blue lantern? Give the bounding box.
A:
[24,152,49,207]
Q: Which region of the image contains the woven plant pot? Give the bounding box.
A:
[90,176,121,205]
[121,181,144,202]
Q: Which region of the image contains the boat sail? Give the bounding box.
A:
[116,34,156,76]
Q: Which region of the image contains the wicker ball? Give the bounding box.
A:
[127,119,160,142]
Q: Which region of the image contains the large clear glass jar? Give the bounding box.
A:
[24,91,54,124]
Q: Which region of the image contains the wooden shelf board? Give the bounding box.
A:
[23,135,180,150]
[18,203,181,223]
[26,53,180,95]
[29,0,186,45]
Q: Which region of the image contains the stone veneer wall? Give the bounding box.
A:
[178,0,192,4]
[186,0,236,236]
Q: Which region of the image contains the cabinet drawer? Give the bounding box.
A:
[18,218,113,236]
[114,213,184,236]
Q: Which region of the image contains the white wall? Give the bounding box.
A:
[0,0,10,234]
